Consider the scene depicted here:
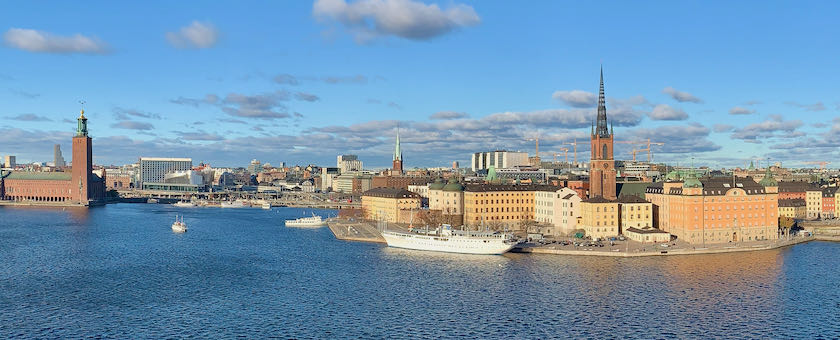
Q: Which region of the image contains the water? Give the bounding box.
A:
[1,204,839,339]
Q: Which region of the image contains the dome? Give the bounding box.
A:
[429,177,445,190]
[759,168,778,187]
[683,177,703,188]
[442,178,464,192]
[665,170,681,181]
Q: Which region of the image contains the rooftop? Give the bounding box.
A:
[5,171,72,181]
[362,187,421,199]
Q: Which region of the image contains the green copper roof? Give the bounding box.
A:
[429,177,445,190]
[442,177,464,192]
[393,127,402,161]
[759,167,778,187]
[665,170,681,181]
[6,171,72,181]
[682,169,703,188]
[485,165,498,182]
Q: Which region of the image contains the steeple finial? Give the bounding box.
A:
[393,123,402,161]
[76,101,89,137]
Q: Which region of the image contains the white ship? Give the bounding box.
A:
[285,214,326,227]
[261,202,271,210]
[173,200,196,208]
[382,224,517,255]
[221,200,246,208]
[171,215,187,233]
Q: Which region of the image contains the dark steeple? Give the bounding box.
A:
[595,66,610,137]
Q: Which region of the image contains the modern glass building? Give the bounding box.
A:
[138,157,192,190]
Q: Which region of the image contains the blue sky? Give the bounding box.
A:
[1,1,838,169]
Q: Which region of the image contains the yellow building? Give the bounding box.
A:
[361,187,421,223]
[463,184,555,229]
[618,195,653,230]
[579,196,619,239]
[778,198,806,219]
[806,187,822,219]
[428,177,465,225]
[624,227,671,243]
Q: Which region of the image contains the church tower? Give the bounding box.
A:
[71,109,93,205]
[589,67,616,199]
[391,126,403,175]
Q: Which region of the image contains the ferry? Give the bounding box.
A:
[285,214,326,227]
[173,200,196,208]
[382,224,517,255]
[221,200,246,208]
[171,215,187,233]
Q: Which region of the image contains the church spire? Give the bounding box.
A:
[393,124,402,161]
[596,65,609,137]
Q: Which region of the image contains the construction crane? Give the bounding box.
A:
[553,148,569,163]
[803,161,831,170]
[565,139,580,164]
[617,139,664,162]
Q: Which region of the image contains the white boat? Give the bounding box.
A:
[173,200,196,208]
[285,214,326,227]
[261,202,271,210]
[147,198,159,204]
[221,200,246,208]
[171,215,187,233]
[382,224,517,255]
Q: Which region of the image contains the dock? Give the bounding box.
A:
[327,219,386,244]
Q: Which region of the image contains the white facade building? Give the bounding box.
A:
[139,157,192,189]
[337,155,363,173]
[534,187,582,236]
[470,151,529,172]
[408,184,429,198]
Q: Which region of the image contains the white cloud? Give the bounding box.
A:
[552,90,597,108]
[313,0,480,42]
[166,21,219,49]
[662,86,703,103]
[785,101,826,112]
[3,28,108,54]
[429,111,468,120]
[648,104,688,120]
[729,106,755,115]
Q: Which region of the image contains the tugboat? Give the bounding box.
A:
[171,215,187,233]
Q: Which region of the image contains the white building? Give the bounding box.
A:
[337,154,363,173]
[534,187,582,237]
[470,151,529,172]
[139,157,192,189]
[407,184,429,198]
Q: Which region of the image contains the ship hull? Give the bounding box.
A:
[382,231,515,255]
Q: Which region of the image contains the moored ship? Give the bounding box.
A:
[285,214,326,227]
[382,224,517,255]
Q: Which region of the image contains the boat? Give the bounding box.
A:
[173,200,196,208]
[221,200,246,208]
[382,224,517,255]
[171,215,187,233]
[147,198,159,204]
[285,214,326,227]
[261,202,271,210]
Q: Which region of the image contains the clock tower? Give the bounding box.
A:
[589,67,616,199]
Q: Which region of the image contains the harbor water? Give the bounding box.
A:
[1,204,839,338]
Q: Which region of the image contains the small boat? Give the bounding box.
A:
[171,215,187,233]
[173,200,196,208]
[221,200,246,208]
[261,202,271,210]
[285,213,326,227]
[147,198,159,204]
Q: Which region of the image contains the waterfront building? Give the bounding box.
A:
[619,195,653,230]
[589,67,617,200]
[138,157,192,189]
[534,187,581,236]
[53,144,66,168]
[462,184,553,229]
[822,187,837,219]
[806,186,822,219]
[623,227,671,243]
[579,196,619,239]
[337,155,363,173]
[428,177,465,226]
[778,199,806,219]
[0,109,105,205]
[361,187,421,224]
[470,151,529,172]
[645,168,779,244]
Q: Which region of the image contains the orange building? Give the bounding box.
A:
[589,67,616,200]
[646,169,779,245]
[0,110,105,205]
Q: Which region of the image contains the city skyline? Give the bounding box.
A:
[1,1,839,168]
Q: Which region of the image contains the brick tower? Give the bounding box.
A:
[589,67,616,199]
[71,109,92,205]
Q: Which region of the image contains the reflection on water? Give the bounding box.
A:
[0,204,838,339]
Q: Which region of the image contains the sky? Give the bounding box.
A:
[1,1,839,169]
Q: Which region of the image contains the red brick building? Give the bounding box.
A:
[0,110,105,205]
[778,181,808,200]
[589,68,616,200]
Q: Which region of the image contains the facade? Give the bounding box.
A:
[428,178,465,226]
[53,144,66,167]
[778,198,806,219]
[822,187,837,219]
[0,109,105,205]
[361,187,421,223]
[534,187,582,236]
[806,187,822,219]
[470,151,529,172]
[579,196,620,239]
[624,227,671,243]
[589,68,617,200]
[407,184,429,198]
[4,155,15,168]
[618,195,653,230]
[645,170,779,244]
[247,159,263,174]
[138,157,193,189]
[778,181,808,200]
[351,175,372,194]
[337,155,363,173]
[371,175,431,190]
[836,190,840,218]
[333,174,355,193]
[462,184,552,229]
